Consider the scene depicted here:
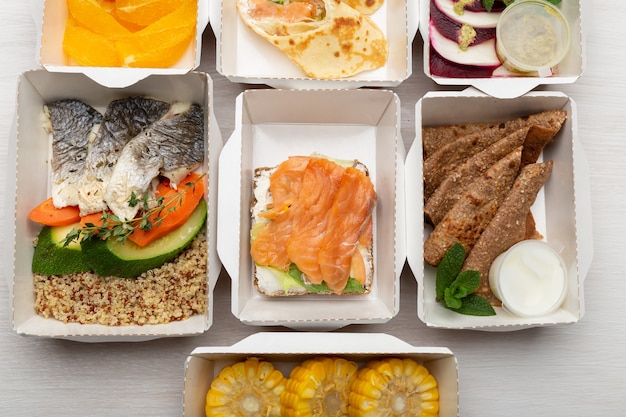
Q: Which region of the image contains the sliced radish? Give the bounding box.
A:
[431,1,496,46]
[429,20,500,67]
[432,0,501,28]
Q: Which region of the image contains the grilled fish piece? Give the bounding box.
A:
[45,99,102,208]
[78,97,170,215]
[104,102,204,220]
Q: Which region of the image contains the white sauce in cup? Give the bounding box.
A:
[489,240,567,317]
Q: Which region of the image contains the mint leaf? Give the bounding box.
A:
[443,287,463,309]
[436,243,466,301]
[449,270,481,298]
[455,294,497,316]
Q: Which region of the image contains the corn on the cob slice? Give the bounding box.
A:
[205,358,286,417]
[348,357,439,417]
[281,356,359,417]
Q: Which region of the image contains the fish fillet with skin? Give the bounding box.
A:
[78,97,170,216]
[104,102,204,221]
[45,99,102,208]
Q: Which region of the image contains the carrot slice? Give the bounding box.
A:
[28,198,81,226]
[128,173,205,247]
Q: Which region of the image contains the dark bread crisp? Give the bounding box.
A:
[462,161,554,305]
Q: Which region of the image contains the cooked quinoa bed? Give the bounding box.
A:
[33,231,208,326]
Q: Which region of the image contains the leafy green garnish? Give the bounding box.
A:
[62,174,205,246]
[482,0,561,13]
[435,243,496,316]
[287,264,366,294]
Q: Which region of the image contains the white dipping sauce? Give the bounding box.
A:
[489,240,567,317]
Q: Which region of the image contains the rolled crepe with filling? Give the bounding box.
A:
[342,0,384,15]
[237,0,388,79]
[462,161,554,305]
[423,147,522,267]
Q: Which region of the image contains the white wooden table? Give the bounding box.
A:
[1,2,625,416]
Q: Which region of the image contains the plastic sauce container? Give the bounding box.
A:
[495,0,570,76]
[489,240,567,317]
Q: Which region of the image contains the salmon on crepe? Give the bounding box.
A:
[237,0,388,79]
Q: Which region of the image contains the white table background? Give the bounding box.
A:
[1,2,625,416]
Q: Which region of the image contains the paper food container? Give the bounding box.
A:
[419,0,586,98]
[35,0,210,88]
[210,0,418,89]
[183,332,459,417]
[217,89,406,330]
[405,89,593,331]
[8,69,222,342]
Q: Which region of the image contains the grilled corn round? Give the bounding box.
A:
[205,358,286,417]
[348,357,439,417]
[281,356,359,417]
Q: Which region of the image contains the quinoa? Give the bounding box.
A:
[33,231,208,326]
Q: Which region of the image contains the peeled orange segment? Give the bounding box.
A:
[63,19,120,67]
[114,0,183,27]
[115,1,196,67]
[66,0,132,39]
[116,34,193,68]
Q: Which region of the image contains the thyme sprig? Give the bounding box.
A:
[63,173,206,247]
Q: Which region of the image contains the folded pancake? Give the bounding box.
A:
[423,127,528,200]
[250,156,376,295]
[521,124,561,166]
[237,0,388,79]
[424,130,528,225]
[462,161,554,305]
[423,147,522,267]
[421,109,567,160]
[342,0,384,15]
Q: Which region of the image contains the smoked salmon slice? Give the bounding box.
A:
[250,156,377,294]
[318,167,376,293]
[286,158,345,284]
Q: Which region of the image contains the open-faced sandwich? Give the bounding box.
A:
[250,155,377,296]
[236,0,388,79]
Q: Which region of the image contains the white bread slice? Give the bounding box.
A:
[251,157,374,296]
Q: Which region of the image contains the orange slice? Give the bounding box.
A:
[114,0,183,27]
[62,18,120,66]
[66,0,132,38]
[115,1,196,67]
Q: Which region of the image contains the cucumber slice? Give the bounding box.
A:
[80,199,207,278]
[32,223,92,275]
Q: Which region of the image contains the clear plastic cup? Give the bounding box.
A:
[496,0,571,76]
[489,240,568,317]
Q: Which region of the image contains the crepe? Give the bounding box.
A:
[424,131,527,226]
[423,147,522,267]
[421,109,568,160]
[237,0,388,79]
[342,0,384,15]
[423,127,529,200]
[462,161,554,305]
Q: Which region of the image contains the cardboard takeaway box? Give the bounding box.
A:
[210,0,419,89]
[35,0,210,88]
[7,69,222,342]
[183,332,459,417]
[217,89,406,330]
[419,0,586,98]
[405,89,594,331]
